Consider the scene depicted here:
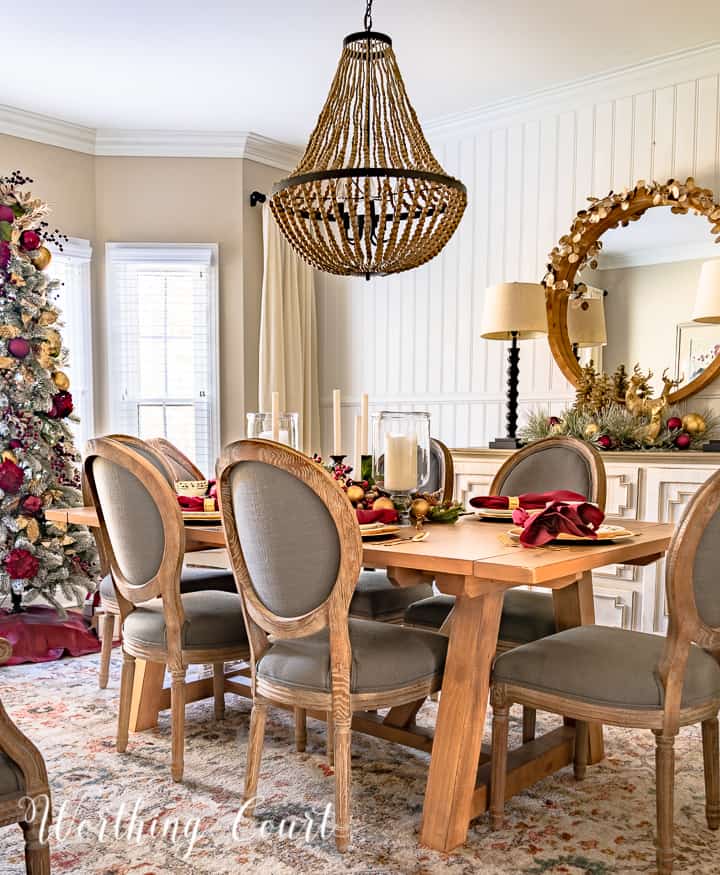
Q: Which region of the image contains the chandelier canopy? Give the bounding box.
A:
[270,1,467,280]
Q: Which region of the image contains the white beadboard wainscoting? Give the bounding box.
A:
[316,43,720,457]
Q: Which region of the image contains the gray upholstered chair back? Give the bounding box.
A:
[691,507,720,629]
[494,439,599,504]
[229,460,341,618]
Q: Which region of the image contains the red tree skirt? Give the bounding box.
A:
[0,607,101,665]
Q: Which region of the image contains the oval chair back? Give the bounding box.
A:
[419,437,454,502]
[491,435,606,511]
[147,437,205,482]
[83,437,186,653]
[217,439,362,659]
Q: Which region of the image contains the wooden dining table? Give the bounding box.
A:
[47,506,674,853]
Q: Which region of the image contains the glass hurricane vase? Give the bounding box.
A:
[373,411,431,519]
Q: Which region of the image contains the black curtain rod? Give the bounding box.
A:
[250,191,267,207]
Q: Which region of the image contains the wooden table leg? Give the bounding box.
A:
[552,571,604,764]
[420,587,504,852]
[128,658,165,732]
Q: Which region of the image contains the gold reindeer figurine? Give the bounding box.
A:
[625,366,682,443]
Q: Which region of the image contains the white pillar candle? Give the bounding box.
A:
[360,392,369,456]
[271,391,280,442]
[384,433,418,492]
[259,429,290,445]
[353,415,363,482]
[333,388,342,455]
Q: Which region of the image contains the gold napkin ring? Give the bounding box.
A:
[203,498,215,513]
[508,496,520,510]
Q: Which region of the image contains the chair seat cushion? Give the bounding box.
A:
[0,752,24,798]
[122,591,247,651]
[493,625,720,710]
[404,590,556,644]
[100,565,237,610]
[257,618,447,694]
[349,570,433,621]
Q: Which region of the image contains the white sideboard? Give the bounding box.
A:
[451,449,720,635]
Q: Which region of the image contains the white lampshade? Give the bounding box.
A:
[692,260,720,323]
[567,296,607,348]
[481,282,547,340]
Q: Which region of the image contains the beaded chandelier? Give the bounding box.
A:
[270,1,467,280]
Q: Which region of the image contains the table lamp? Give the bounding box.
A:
[691,259,720,452]
[567,291,607,360]
[481,282,548,449]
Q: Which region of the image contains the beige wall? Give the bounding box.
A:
[0,134,286,449]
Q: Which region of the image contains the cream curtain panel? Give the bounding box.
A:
[258,205,321,454]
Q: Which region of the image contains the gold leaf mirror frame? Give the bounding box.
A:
[544,177,720,404]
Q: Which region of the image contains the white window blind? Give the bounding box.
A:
[49,238,94,452]
[105,243,220,477]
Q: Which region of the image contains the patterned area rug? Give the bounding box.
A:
[1,652,718,874]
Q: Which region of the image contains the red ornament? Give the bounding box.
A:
[21,495,42,515]
[667,416,683,431]
[674,432,692,450]
[0,459,24,493]
[8,439,22,450]
[0,205,13,223]
[53,391,73,418]
[7,337,30,359]
[0,241,10,269]
[596,434,613,450]
[548,416,561,427]
[19,230,41,251]
[3,548,39,580]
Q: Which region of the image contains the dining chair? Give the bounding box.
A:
[94,435,238,690]
[0,637,51,875]
[349,438,454,624]
[404,436,606,739]
[217,439,448,851]
[84,436,251,782]
[489,469,720,874]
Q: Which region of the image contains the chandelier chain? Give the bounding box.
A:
[364,0,373,31]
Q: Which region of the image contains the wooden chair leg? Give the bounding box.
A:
[326,709,335,767]
[294,707,307,752]
[522,706,536,743]
[212,662,225,720]
[244,701,268,816]
[654,730,676,875]
[334,713,352,852]
[21,818,50,875]
[98,612,115,689]
[170,667,187,782]
[117,650,136,753]
[574,720,589,780]
[490,688,510,830]
[702,717,720,830]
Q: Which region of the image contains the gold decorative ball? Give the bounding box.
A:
[346,485,365,504]
[45,329,61,356]
[410,498,431,520]
[31,246,52,270]
[373,496,395,511]
[681,413,706,436]
[52,371,70,391]
[584,422,600,438]
[1,450,17,464]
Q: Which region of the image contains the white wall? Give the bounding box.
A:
[316,44,720,454]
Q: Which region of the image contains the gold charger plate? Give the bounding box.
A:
[507,523,636,544]
[182,510,221,522]
[474,508,514,520]
[360,524,402,539]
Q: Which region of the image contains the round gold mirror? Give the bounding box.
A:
[545,177,720,403]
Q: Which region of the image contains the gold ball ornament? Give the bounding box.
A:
[681,413,706,436]
[372,496,395,511]
[31,246,52,270]
[52,371,70,391]
[346,484,365,505]
[584,422,600,438]
[44,329,62,356]
[410,497,431,520]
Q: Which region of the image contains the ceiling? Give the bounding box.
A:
[4,1,720,145]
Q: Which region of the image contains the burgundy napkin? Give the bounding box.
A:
[470,489,587,510]
[356,508,399,525]
[177,495,218,512]
[512,501,605,547]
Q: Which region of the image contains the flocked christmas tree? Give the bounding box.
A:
[0,171,98,614]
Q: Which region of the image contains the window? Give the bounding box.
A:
[105,243,220,476]
[49,238,94,452]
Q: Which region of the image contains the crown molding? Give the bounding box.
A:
[425,41,720,140]
[0,104,95,154]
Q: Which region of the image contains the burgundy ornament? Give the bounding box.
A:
[49,390,73,419]
[21,495,42,515]
[0,458,24,493]
[8,439,22,450]
[0,241,10,269]
[666,416,683,431]
[4,547,39,580]
[548,416,561,427]
[7,337,30,359]
[0,204,14,223]
[19,230,41,251]
[596,434,613,451]
[674,432,692,450]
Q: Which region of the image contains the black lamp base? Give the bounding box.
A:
[489,436,523,450]
[702,440,720,453]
